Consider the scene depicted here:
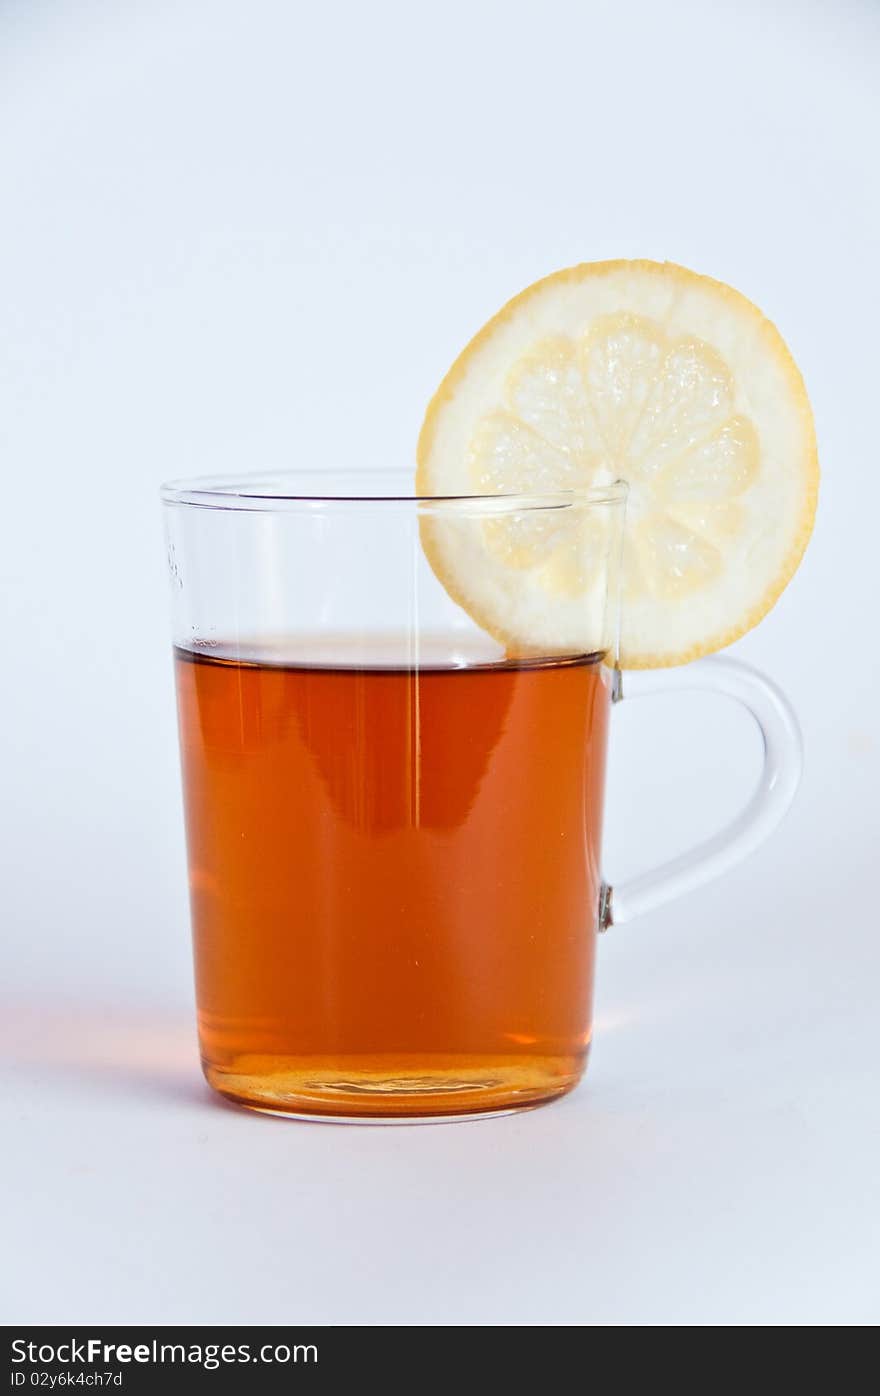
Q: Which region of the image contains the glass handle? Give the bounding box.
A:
[601,656,803,930]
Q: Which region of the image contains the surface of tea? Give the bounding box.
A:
[174,639,611,1117]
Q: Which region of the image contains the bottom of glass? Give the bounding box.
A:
[203,1052,586,1122]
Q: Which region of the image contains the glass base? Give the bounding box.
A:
[203,1053,585,1122]
[244,1104,537,1126]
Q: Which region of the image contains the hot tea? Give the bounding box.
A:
[175,640,611,1118]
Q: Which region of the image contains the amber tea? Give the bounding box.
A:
[175,642,611,1119]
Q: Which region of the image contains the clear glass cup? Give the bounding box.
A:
[161,470,801,1122]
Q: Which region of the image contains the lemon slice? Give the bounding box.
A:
[417,260,818,667]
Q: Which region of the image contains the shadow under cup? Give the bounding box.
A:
[162,471,627,1120]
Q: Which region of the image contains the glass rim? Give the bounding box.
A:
[160,469,628,514]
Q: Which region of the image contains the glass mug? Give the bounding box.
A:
[161,471,801,1122]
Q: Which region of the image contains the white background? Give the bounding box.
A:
[2,0,878,1325]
